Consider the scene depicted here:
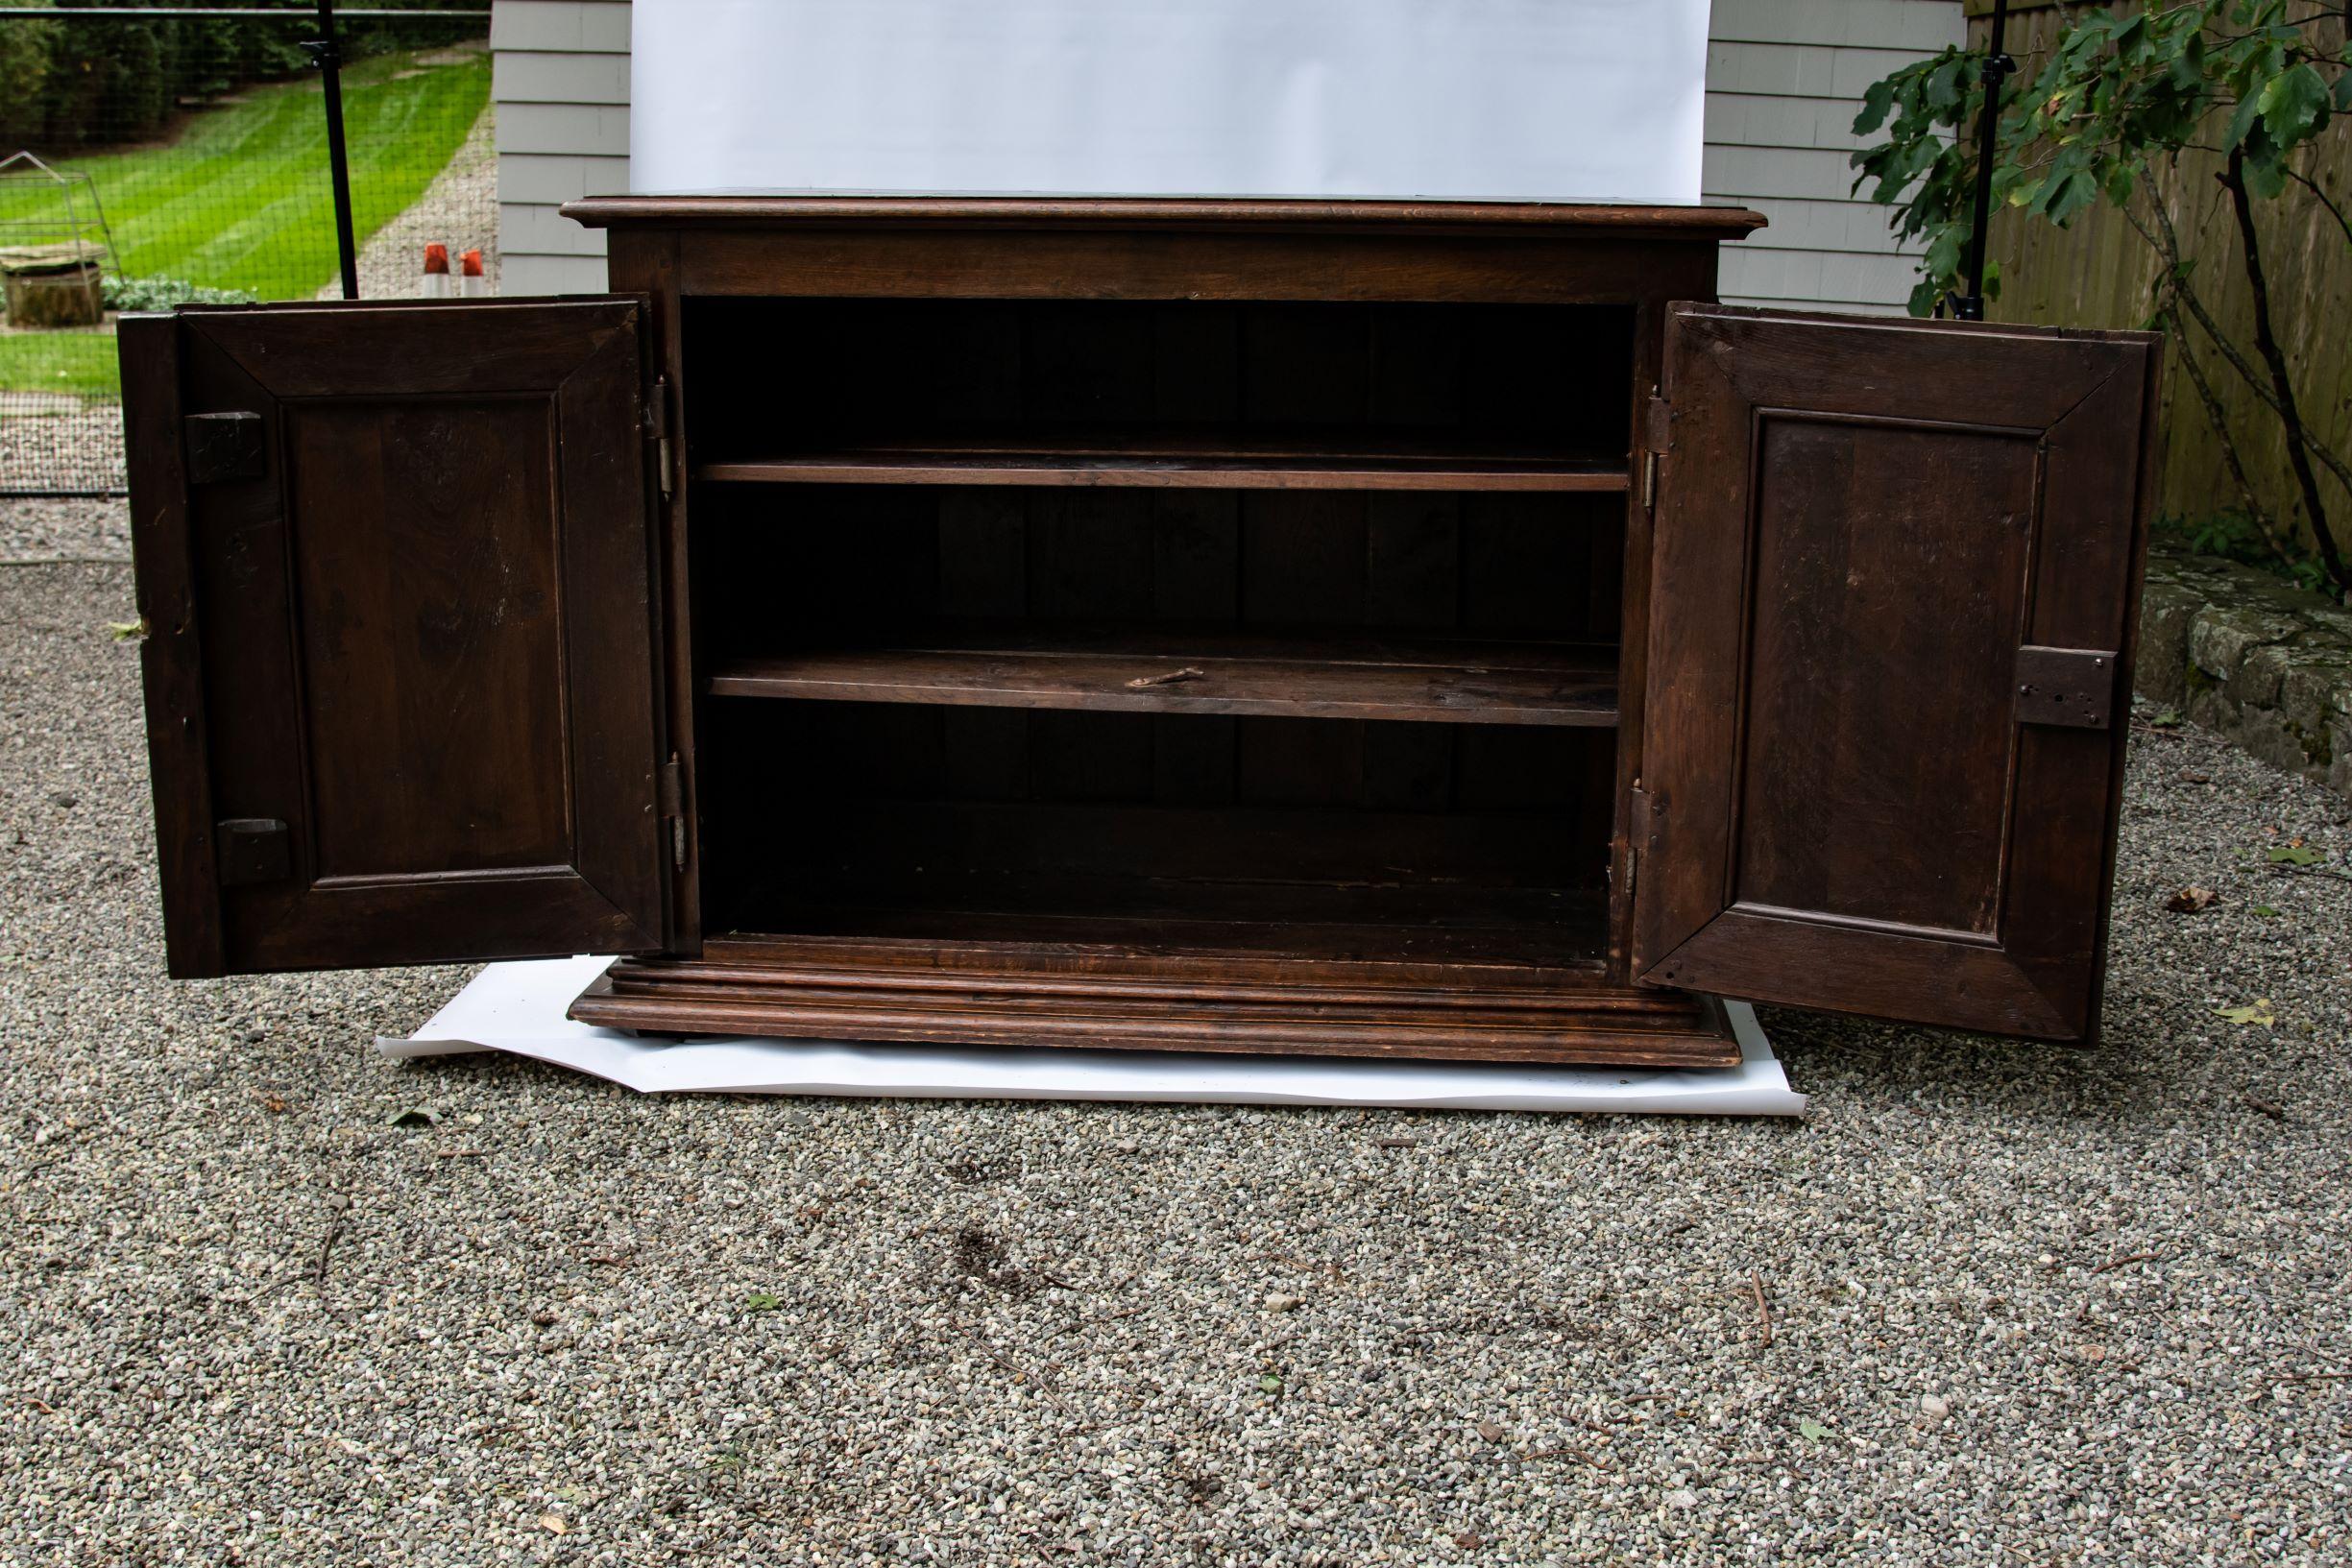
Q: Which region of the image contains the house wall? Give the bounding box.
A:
[492,0,1965,311]
[1703,0,1966,312]
[490,0,631,297]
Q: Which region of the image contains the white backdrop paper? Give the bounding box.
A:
[630,0,1709,204]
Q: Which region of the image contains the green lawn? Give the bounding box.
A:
[0,330,118,400]
[0,45,489,401]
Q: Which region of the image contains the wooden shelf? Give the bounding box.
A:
[693,432,1629,493]
[724,865,1608,970]
[706,627,1619,726]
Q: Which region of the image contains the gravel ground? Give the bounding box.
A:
[0,496,127,563]
[3,511,2350,1565]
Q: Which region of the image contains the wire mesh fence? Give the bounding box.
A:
[0,2,494,495]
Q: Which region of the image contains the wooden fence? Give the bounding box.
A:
[1957,2,2351,550]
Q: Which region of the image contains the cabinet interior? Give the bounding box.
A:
[683,297,1636,975]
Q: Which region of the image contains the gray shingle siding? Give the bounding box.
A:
[1704,0,1966,312]
[490,0,630,297]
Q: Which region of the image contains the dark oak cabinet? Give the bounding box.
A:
[124,198,2159,1067]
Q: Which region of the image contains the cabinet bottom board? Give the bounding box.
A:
[569,935,1740,1069]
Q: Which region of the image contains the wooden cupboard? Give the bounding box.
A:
[123,197,2159,1068]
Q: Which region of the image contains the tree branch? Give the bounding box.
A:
[2284,164,2352,249]
[2221,148,2351,594]
[2163,303,2303,570]
[2140,185,2352,500]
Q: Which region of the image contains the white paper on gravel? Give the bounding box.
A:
[376,956,1806,1116]
[630,0,1709,205]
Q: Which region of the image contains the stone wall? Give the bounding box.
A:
[2136,546,2352,798]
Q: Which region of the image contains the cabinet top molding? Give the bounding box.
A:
[561,194,1770,240]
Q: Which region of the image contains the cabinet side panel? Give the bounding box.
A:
[121,315,225,977]
[609,228,701,953]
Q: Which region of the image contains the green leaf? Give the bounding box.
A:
[2335,70,2352,114]
[1258,1374,1283,1393]
[2149,708,2182,728]
[2223,90,2264,150]
[2214,1000,2276,1027]
[1797,1418,1830,1442]
[2241,143,2291,201]
[2267,846,2322,866]
[744,1290,784,1312]
[2045,169,2099,225]
[1854,77,1898,137]
[2258,62,2330,145]
[1926,57,1965,114]
[2251,904,2281,918]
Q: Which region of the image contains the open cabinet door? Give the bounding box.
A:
[1632,304,2159,1041]
[124,300,671,977]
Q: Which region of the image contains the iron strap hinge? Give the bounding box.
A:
[645,374,673,497]
[656,754,687,871]
[1640,394,1672,515]
[1626,783,1658,908]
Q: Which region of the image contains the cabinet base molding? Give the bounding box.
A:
[568,937,1741,1068]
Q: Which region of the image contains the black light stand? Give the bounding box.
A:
[304,0,362,300]
[1952,0,2013,322]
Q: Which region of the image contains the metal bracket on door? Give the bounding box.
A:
[185,412,265,484]
[645,374,673,497]
[215,818,291,885]
[2015,645,2117,729]
[1640,395,1672,515]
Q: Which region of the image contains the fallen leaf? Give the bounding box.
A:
[1264,1292,1304,1313]
[2214,1000,2276,1027]
[743,1291,783,1313]
[1476,1418,1507,1442]
[2148,708,2182,728]
[1455,1532,1485,1548]
[104,618,147,642]
[2166,885,2219,912]
[1258,1374,1282,1393]
[2252,904,2282,918]
[2267,846,2323,866]
[538,1511,569,1535]
[1796,1417,1829,1442]
[258,1093,288,1114]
